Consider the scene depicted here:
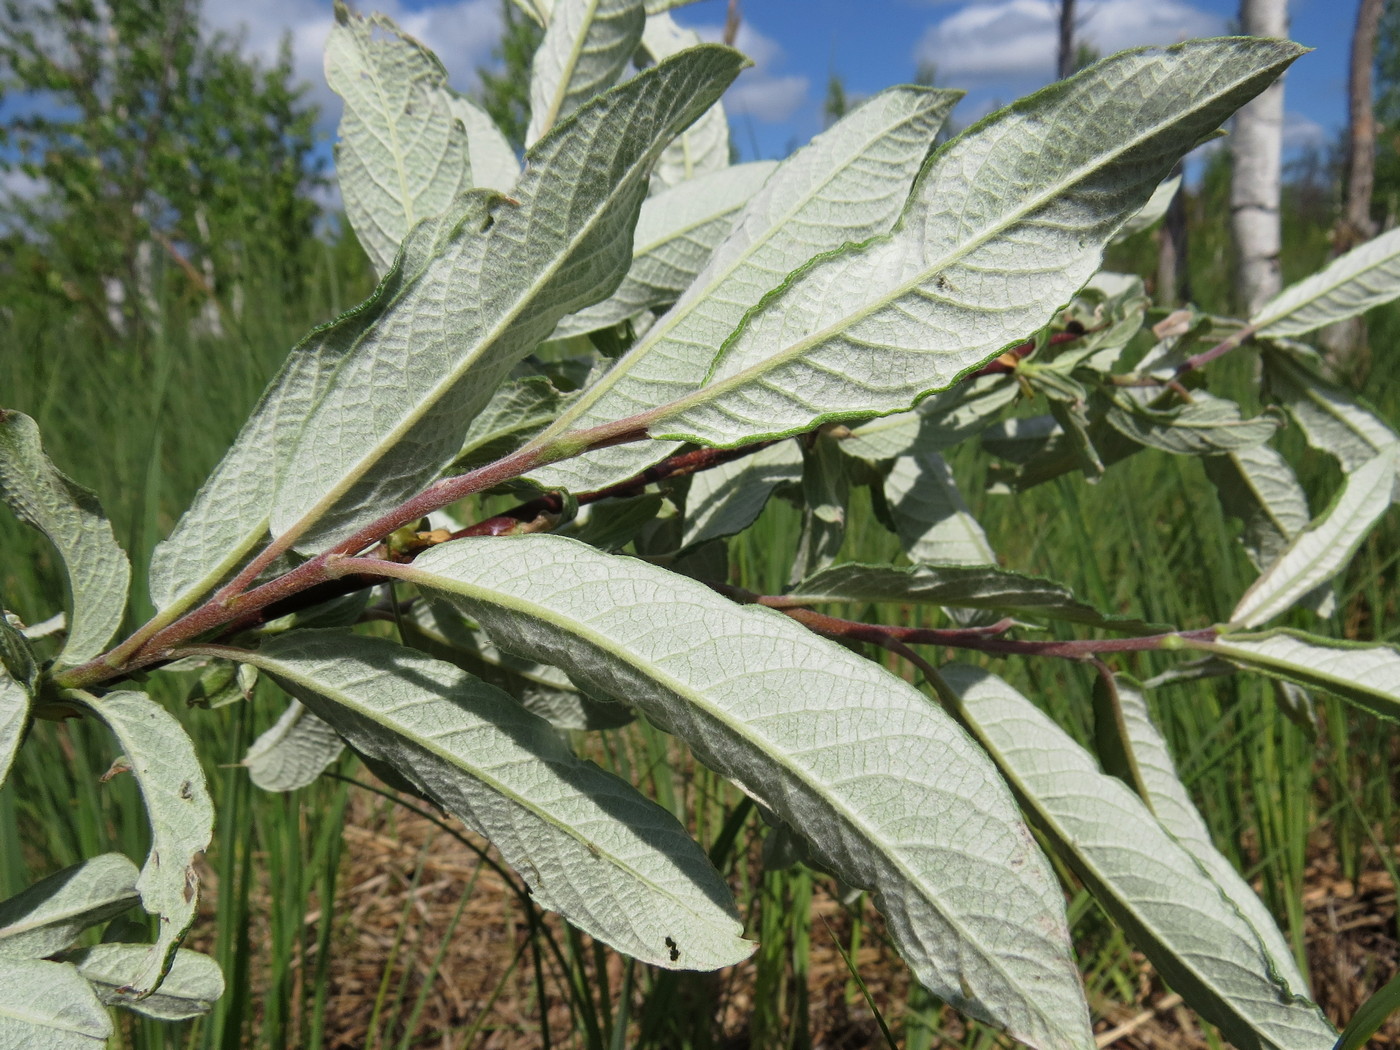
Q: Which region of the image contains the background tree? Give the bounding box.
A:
[0,0,323,339]
[477,1,545,151]
[1230,0,1288,315]
[1323,0,1390,381]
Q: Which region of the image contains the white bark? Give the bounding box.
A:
[1230,0,1289,316]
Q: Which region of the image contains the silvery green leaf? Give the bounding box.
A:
[0,617,33,786]
[241,630,747,969]
[1046,395,1105,481]
[67,945,222,1021]
[1105,394,1283,456]
[982,415,1060,463]
[404,600,633,730]
[784,563,1165,633]
[1252,226,1400,337]
[272,47,745,552]
[242,701,345,793]
[789,433,849,585]
[554,162,779,339]
[0,855,140,961]
[74,691,212,995]
[399,535,1092,1050]
[1205,443,1311,571]
[0,957,110,1048]
[1230,445,1396,628]
[1187,630,1400,723]
[943,666,1337,1050]
[1109,173,1181,243]
[528,85,961,493]
[526,0,645,146]
[1264,349,1399,488]
[679,440,802,552]
[0,670,25,788]
[0,411,129,667]
[649,41,1303,447]
[511,0,551,26]
[1204,443,1334,617]
[884,452,994,566]
[0,613,37,692]
[149,208,473,613]
[840,377,1020,462]
[1109,677,1312,996]
[640,12,731,191]
[441,92,520,193]
[454,376,567,470]
[326,6,473,278]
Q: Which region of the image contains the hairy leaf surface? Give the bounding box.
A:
[395,535,1094,1050]
[327,6,472,277]
[884,452,994,566]
[1109,678,1311,995]
[1264,349,1399,490]
[555,161,779,339]
[839,377,1019,461]
[404,599,635,730]
[1187,630,1400,723]
[944,666,1337,1050]
[679,441,802,552]
[240,631,747,969]
[0,855,139,962]
[1252,226,1400,337]
[0,957,110,1048]
[0,657,28,787]
[0,411,129,666]
[75,691,212,995]
[1110,173,1181,243]
[148,207,482,611]
[67,945,223,1021]
[783,563,1163,632]
[242,701,345,793]
[272,47,744,551]
[1105,395,1282,456]
[442,92,521,192]
[526,0,645,145]
[1204,443,1311,571]
[529,85,960,492]
[1230,445,1396,628]
[649,40,1303,446]
[641,12,731,190]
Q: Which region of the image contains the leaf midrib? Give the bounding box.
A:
[249,649,722,927]
[409,559,1054,1012]
[653,57,1266,433]
[283,91,675,539]
[531,94,950,445]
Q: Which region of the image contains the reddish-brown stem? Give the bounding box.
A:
[970,325,1088,377]
[457,439,776,539]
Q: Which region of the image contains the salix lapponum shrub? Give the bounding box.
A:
[3,2,1398,1046]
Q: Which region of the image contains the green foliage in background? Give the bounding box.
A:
[0,0,324,338]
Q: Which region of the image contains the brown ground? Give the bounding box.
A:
[214,784,1398,1050]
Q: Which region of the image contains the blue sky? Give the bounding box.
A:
[196,0,1353,171]
[2,0,1354,204]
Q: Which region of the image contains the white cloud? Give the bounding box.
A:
[915,0,1225,85]
[1282,110,1329,151]
[203,0,502,133]
[689,19,811,124]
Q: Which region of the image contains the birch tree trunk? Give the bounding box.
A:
[1230,0,1288,316]
[1342,0,1386,248]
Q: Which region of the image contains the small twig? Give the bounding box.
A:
[969,325,1089,377]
